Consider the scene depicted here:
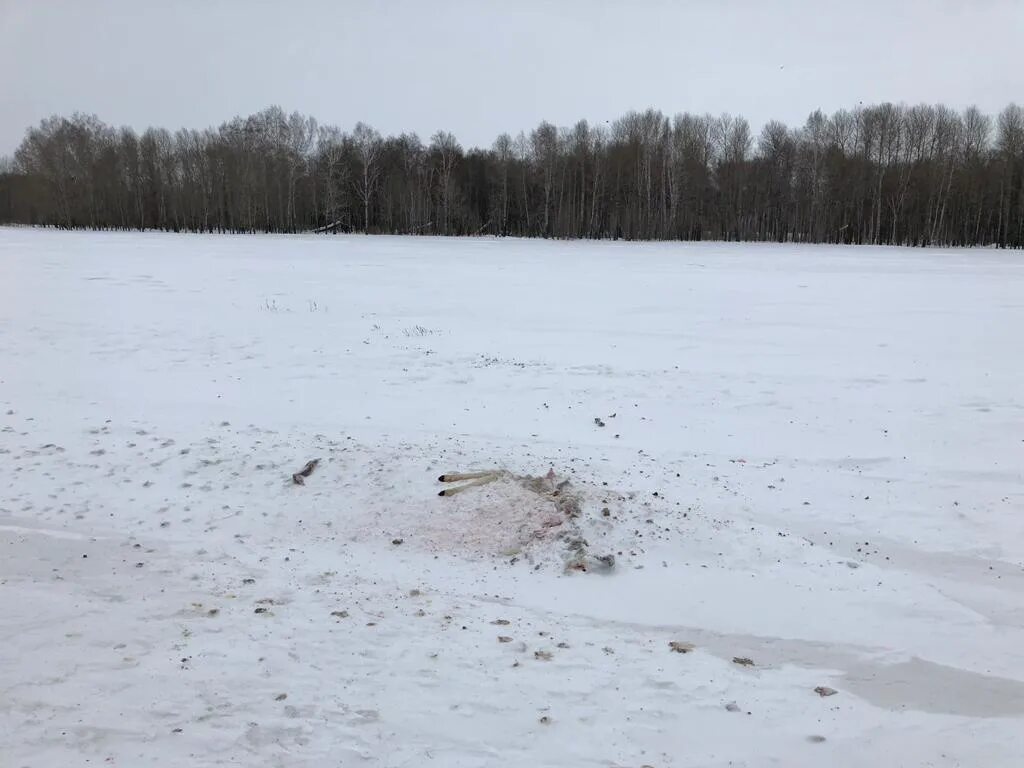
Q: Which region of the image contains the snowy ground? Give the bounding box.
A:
[2,228,1023,768]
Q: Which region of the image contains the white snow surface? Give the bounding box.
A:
[1,228,1023,767]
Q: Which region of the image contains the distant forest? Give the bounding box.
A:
[1,102,1023,247]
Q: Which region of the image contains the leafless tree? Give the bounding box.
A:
[352,122,382,232]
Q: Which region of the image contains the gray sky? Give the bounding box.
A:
[1,0,1021,155]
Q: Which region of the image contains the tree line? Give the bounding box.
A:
[1,102,1022,247]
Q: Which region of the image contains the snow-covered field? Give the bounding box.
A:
[2,228,1023,768]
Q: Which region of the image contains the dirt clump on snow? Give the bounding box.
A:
[291,458,320,485]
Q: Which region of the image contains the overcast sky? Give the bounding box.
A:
[1,0,1021,154]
